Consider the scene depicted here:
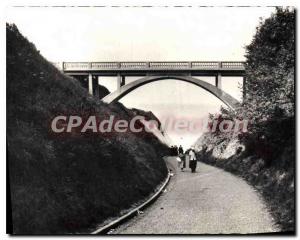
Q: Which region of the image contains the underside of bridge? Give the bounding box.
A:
[101,75,241,110]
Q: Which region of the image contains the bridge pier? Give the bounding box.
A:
[121,76,126,86]
[93,76,99,97]
[88,74,100,96]
[117,74,126,92]
[215,73,222,89]
[88,74,93,95]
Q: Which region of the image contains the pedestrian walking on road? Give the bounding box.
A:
[174,145,179,156]
[178,145,183,155]
[178,145,185,171]
[185,151,189,169]
[189,147,197,173]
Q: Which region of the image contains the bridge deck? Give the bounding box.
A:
[53,61,245,76]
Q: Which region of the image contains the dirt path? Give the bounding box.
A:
[112,157,279,234]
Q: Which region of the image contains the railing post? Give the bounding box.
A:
[218,62,222,69]
[61,62,65,72]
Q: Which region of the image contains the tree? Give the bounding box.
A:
[242,7,295,127]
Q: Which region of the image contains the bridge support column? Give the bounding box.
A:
[117,74,126,92]
[117,74,121,92]
[88,73,93,95]
[216,73,222,89]
[121,76,126,86]
[93,76,99,97]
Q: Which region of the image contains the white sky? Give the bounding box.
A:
[6,6,275,149]
[7,6,274,62]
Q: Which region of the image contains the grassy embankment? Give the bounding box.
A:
[7,24,169,234]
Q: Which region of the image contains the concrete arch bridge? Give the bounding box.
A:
[54,61,245,110]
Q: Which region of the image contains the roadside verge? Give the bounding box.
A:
[91,160,172,234]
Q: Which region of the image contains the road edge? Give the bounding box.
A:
[91,170,171,234]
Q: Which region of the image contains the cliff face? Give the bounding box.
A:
[7,23,169,234]
[194,133,245,160]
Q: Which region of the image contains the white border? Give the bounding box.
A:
[1,1,298,239]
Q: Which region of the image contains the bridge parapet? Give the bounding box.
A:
[54,61,245,71]
[149,62,190,69]
[221,62,245,69]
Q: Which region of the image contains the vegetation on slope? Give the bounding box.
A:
[7,23,169,234]
[196,8,295,233]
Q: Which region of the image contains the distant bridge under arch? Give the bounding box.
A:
[54,61,245,110]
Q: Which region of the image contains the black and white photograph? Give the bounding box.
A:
[4,0,296,236]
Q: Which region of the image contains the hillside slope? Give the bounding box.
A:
[195,9,295,233]
[7,24,169,234]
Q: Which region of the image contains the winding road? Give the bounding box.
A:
[112,157,279,234]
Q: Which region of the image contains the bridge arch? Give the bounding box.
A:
[101,75,240,110]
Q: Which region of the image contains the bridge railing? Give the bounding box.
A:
[91,62,119,69]
[53,61,245,71]
[149,62,190,69]
[192,62,220,69]
[120,62,148,69]
[221,62,245,69]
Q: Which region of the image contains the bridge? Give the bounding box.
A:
[54,61,246,109]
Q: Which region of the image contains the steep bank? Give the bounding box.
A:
[7,24,169,234]
[194,8,295,233]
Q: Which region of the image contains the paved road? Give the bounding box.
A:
[113,157,279,234]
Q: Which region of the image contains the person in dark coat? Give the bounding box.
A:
[178,145,185,171]
[178,145,183,155]
[189,147,197,173]
[170,146,174,156]
[174,145,179,156]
